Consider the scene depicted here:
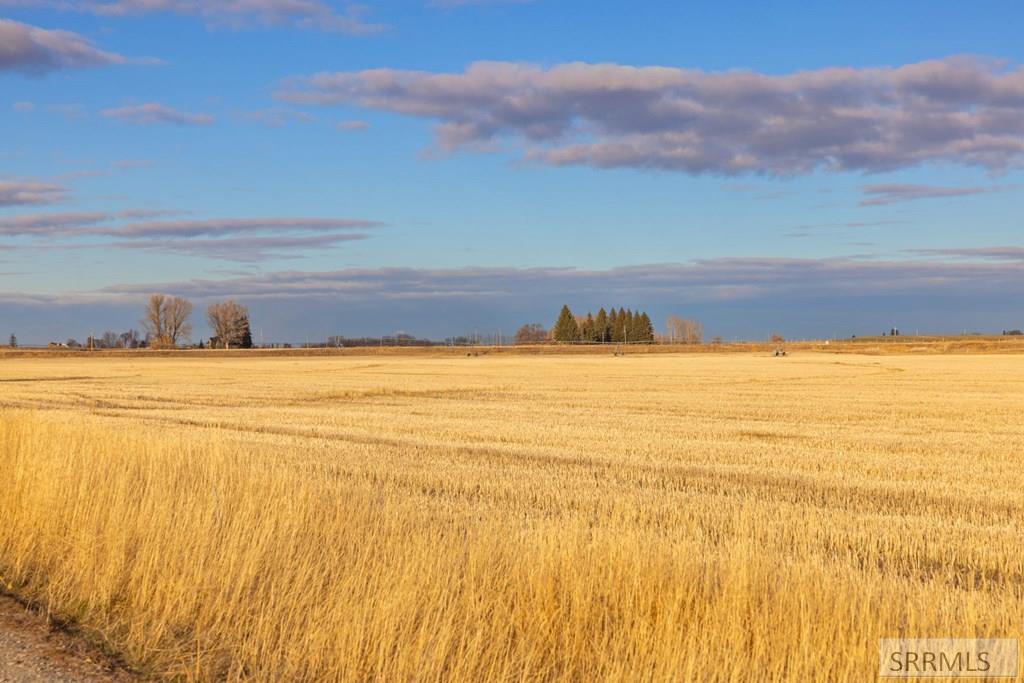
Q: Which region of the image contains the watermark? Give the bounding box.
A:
[879,638,1019,678]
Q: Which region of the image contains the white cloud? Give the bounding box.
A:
[279,56,1024,176]
[0,18,127,73]
[101,103,215,126]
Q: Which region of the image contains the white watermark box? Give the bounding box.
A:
[879,638,1019,678]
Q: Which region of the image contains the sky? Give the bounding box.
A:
[1,0,1023,344]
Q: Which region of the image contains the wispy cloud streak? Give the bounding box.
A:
[91,257,1024,303]
[859,183,1012,206]
[0,1,384,33]
[101,103,215,126]
[0,180,68,207]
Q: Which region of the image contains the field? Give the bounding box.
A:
[1,352,1022,681]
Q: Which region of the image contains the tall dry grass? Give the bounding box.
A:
[1,353,1023,680]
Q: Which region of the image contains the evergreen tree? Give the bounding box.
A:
[639,312,654,342]
[581,312,596,342]
[553,305,580,342]
[608,308,620,342]
[614,309,630,342]
[240,316,254,348]
[8,334,16,348]
[595,308,608,343]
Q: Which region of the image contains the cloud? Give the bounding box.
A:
[0,212,383,260]
[337,119,368,131]
[94,257,1024,304]
[116,208,184,219]
[859,183,1011,206]
[0,180,68,206]
[113,159,153,169]
[429,0,535,7]
[107,233,369,261]
[6,255,1024,342]
[278,56,1024,176]
[101,103,215,126]
[13,101,35,112]
[0,212,108,236]
[48,103,88,119]
[99,217,383,238]
[243,108,314,128]
[0,212,379,238]
[2,0,385,34]
[0,19,127,73]
[910,247,1024,261]
[789,219,910,231]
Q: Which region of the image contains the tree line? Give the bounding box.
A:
[514,309,705,345]
[18,295,714,349]
[552,305,656,343]
[35,295,255,350]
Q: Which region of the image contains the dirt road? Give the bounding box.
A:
[0,595,136,683]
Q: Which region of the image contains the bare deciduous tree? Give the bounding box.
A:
[666,315,703,344]
[143,294,192,348]
[165,297,192,345]
[143,294,166,343]
[514,323,547,344]
[119,329,140,349]
[207,300,250,349]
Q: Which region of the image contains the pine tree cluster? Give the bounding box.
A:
[553,305,655,343]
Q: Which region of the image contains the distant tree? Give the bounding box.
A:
[595,308,609,343]
[666,315,683,343]
[240,318,253,349]
[119,330,140,349]
[580,313,596,342]
[608,308,619,342]
[638,312,655,342]
[143,294,166,343]
[667,316,703,344]
[514,323,547,344]
[8,334,15,348]
[769,333,785,343]
[143,294,192,348]
[207,300,250,349]
[101,330,119,349]
[553,305,580,342]
[66,338,80,348]
[165,297,193,346]
[711,336,723,344]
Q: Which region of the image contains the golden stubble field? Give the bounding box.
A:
[1,352,1022,681]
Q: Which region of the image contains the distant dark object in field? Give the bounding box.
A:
[774,349,787,357]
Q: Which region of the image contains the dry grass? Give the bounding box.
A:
[1,353,1022,681]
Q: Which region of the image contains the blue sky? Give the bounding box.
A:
[2,1,1023,343]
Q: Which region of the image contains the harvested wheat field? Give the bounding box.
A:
[1,352,1022,681]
